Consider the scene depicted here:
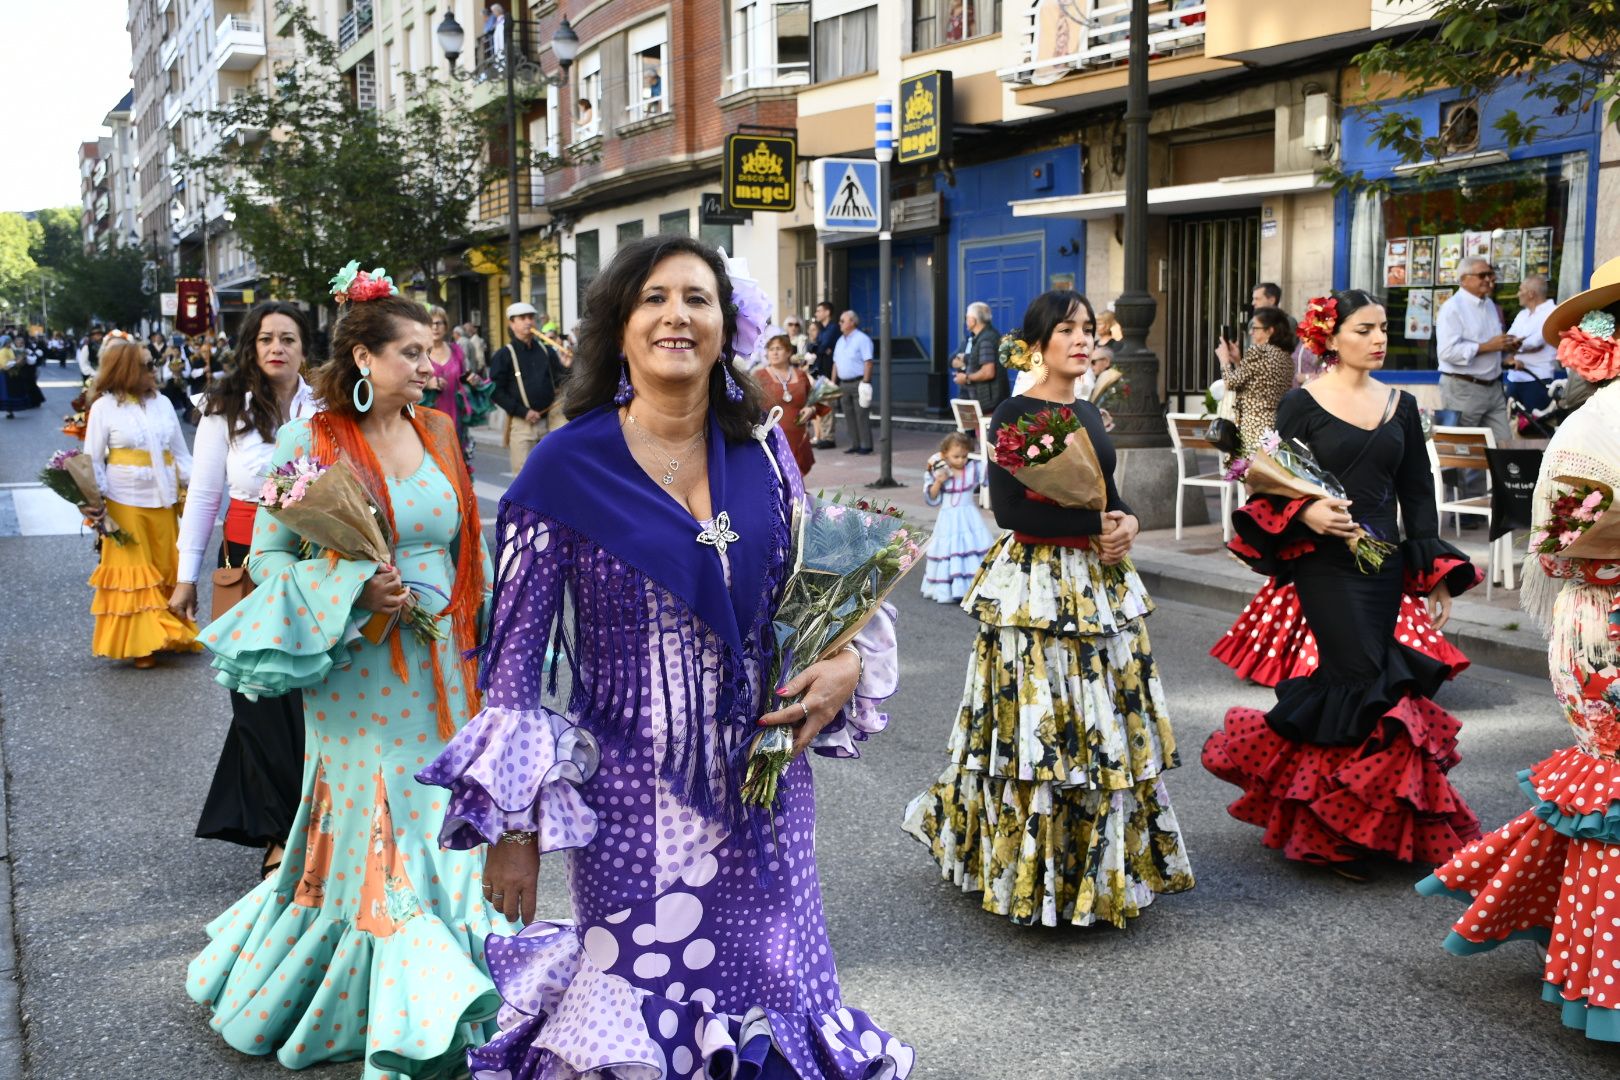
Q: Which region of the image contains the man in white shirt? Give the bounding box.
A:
[1435,256,1518,503]
[1504,274,1559,414]
[832,310,874,454]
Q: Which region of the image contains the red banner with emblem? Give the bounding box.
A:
[175,278,213,335]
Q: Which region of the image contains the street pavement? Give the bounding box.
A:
[1,379,1616,1079]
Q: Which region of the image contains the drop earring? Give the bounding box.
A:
[721,356,745,403]
[353,362,374,413]
[613,356,634,406]
[1031,352,1049,386]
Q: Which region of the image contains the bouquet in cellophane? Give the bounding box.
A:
[258,456,445,646]
[1533,480,1620,559]
[38,448,130,545]
[992,404,1106,509]
[793,376,843,426]
[741,494,929,808]
[1236,430,1395,573]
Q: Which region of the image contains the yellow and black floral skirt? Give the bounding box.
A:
[903,534,1195,927]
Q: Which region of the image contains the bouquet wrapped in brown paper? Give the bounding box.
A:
[257,456,443,645]
[1533,478,1620,561]
[990,404,1106,509]
[1231,431,1394,573]
[38,449,130,545]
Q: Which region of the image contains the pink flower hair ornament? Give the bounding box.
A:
[329,259,400,304]
[1297,295,1340,364]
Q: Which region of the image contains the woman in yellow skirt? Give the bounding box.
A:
[82,338,201,667]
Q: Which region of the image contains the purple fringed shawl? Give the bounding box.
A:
[482,404,793,837]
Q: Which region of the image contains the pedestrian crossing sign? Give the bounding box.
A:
[815,157,882,233]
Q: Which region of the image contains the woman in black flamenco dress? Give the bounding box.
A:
[1202,290,1484,874]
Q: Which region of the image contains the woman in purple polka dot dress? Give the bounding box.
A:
[419,236,915,1079]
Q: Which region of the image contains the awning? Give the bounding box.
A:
[1010,169,1327,220]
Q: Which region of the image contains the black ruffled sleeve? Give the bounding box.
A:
[1392,393,1480,596]
[1226,390,1318,576]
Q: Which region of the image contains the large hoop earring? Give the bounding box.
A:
[1030,351,1049,386]
[352,363,374,413]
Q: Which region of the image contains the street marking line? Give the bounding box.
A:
[473,479,508,505]
[11,488,86,536]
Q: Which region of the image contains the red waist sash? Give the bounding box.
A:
[224,498,260,547]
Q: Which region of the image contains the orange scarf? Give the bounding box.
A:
[311,409,485,740]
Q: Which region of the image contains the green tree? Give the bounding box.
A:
[191,6,543,307]
[1328,1,1620,189]
[30,207,81,271]
[0,213,42,319]
[51,244,156,331]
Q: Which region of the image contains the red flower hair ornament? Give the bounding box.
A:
[1297,295,1339,363]
[328,259,399,304]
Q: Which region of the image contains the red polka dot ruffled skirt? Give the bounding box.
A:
[1209,580,1469,688]
[1418,744,1620,1041]
[1202,694,1481,865]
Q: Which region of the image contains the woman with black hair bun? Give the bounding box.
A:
[1203,289,1483,880]
[904,288,1195,927]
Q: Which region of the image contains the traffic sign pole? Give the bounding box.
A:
[870,98,900,490]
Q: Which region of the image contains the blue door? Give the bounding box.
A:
[961,236,1043,340]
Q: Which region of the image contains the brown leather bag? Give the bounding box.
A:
[210,554,255,620]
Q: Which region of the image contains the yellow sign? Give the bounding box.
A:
[242,288,255,305]
[898,71,952,165]
[724,133,797,213]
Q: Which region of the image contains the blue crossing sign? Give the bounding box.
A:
[815,157,882,233]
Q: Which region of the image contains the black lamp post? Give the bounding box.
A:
[1109,0,1169,449]
[438,11,578,311]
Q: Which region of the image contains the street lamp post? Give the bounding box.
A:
[1109,0,1169,450]
[438,12,578,311]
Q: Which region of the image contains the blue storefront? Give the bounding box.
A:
[1334,74,1601,384]
[828,145,1084,412]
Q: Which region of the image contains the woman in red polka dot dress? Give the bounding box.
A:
[1210,578,1470,687]
[1202,290,1483,878]
[1418,269,1620,1040]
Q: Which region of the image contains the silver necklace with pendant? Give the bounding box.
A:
[769,365,794,402]
[625,413,705,486]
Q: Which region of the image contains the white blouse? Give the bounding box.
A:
[84,394,193,510]
[177,381,319,584]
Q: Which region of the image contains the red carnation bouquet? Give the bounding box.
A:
[993,406,1106,509]
[1531,481,1620,559]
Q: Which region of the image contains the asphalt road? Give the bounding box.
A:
[1,377,1614,1079]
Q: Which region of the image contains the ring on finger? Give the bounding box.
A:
[490,891,505,900]
[798,701,810,722]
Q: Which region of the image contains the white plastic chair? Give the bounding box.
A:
[1427,425,1511,598]
[1166,412,1236,541]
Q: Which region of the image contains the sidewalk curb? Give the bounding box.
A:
[1132,549,1549,681]
[0,697,27,1080]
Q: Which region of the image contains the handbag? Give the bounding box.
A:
[1204,384,1241,454]
[210,549,255,620]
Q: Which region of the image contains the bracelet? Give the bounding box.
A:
[842,642,864,687]
[499,830,537,846]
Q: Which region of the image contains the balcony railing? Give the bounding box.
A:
[159,34,180,72]
[478,170,544,223]
[338,1,375,52]
[163,92,184,129]
[722,62,810,95]
[624,94,668,124]
[1000,0,1206,85]
[213,16,266,71]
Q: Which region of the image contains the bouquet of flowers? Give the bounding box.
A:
[741,494,930,808]
[1240,431,1395,573]
[1531,481,1620,559]
[793,376,843,425]
[38,448,130,545]
[992,405,1106,509]
[257,456,444,646]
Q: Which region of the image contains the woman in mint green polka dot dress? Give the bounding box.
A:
[186,293,513,1080]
